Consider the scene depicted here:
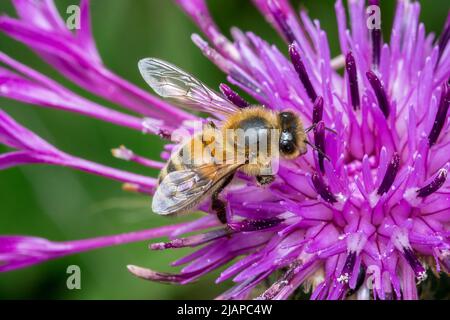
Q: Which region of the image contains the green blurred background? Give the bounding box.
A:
[0,0,447,299]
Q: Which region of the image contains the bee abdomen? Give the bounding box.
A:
[158,127,224,185]
[158,137,206,184]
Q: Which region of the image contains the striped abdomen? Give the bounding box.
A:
[158,126,219,185]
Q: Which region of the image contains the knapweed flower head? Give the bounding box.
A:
[0,0,449,300]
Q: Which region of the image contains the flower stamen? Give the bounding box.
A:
[121,183,153,194]
[428,83,450,146]
[150,228,231,250]
[256,259,301,300]
[312,173,337,203]
[219,83,249,108]
[267,0,296,44]
[392,228,427,283]
[338,232,367,286]
[377,152,400,195]
[289,44,317,103]
[312,96,324,124]
[313,121,326,173]
[228,217,283,232]
[366,71,390,118]
[436,13,450,66]
[112,145,165,169]
[371,28,382,68]
[417,168,448,197]
[337,252,355,284]
[345,52,360,110]
[402,247,427,283]
[368,0,381,68]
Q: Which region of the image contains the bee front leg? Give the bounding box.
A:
[256,175,275,186]
[211,195,227,224]
[211,173,235,224]
[207,120,217,129]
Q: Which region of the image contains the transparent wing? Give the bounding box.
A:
[138,58,239,116]
[152,164,238,215]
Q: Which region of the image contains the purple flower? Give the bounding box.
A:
[1,0,450,300]
[0,222,196,272]
[0,0,193,127]
[0,52,145,131]
[0,109,157,191]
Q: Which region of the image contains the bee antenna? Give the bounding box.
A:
[305,124,314,133]
[325,127,338,135]
[305,123,337,135]
[304,140,330,161]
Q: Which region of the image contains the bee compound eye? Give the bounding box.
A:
[280,140,295,154]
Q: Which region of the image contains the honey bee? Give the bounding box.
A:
[138,58,311,223]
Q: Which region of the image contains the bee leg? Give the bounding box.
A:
[207,120,217,129]
[211,173,235,224]
[212,197,227,224]
[256,175,275,186]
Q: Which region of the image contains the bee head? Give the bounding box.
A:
[278,111,307,159]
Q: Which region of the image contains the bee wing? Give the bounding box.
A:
[138,58,240,116]
[152,164,239,215]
